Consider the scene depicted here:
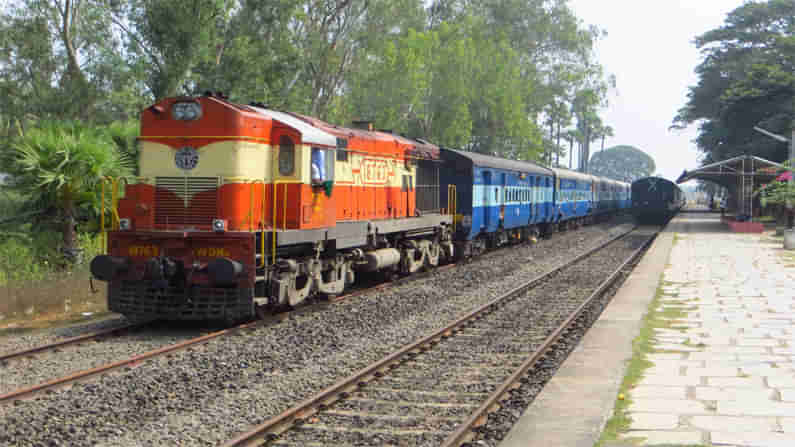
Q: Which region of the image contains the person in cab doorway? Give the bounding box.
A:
[311,148,325,185]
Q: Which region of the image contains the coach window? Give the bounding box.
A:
[278,136,295,176]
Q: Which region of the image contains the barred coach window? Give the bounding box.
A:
[278,136,295,176]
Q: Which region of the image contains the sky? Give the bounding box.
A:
[567,0,746,182]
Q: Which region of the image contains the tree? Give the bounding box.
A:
[109,0,229,101]
[588,145,655,182]
[0,0,118,120]
[673,0,794,164]
[6,122,132,261]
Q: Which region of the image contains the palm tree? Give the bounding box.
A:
[9,121,132,262]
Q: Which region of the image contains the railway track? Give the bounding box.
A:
[0,221,634,415]
[221,226,656,447]
[0,321,148,364]
[0,258,463,404]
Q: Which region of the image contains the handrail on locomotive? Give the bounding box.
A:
[447,184,457,234]
[101,176,293,268]
[99,176,129,254]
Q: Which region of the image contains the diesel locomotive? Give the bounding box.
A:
[631,176,685,224]
[91,92,631,322]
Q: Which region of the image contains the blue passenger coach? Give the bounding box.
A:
[551,168,594,226]
[440,148,554,256]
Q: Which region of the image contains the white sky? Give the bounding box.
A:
[568,0,745,182]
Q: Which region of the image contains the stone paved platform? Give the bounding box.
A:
[499,212,795,447]
[621,213,795,446]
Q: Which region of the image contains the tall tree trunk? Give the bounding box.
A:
[61,189,79,262]
[548,121,554,165]
[555,120,562,167]
[583,127,591,173]
[569,137,574,169]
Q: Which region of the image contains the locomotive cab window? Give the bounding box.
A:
[278,136,295,176]
[311,147,335,184]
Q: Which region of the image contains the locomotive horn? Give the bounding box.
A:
[207,257,243,286]
[90,255,130,282]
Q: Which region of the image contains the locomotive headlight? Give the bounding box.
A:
[172,102,202,121]
[212,219,227,232]
[118,218,132,231]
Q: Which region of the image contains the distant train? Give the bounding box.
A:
[631,176,685,224]
[90,93,631,322]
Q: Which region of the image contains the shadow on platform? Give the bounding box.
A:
[668,211,732,234]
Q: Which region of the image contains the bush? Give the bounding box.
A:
[0,230,104,286]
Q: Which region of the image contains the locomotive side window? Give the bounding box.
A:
[311,147,335,184]
[278,136,295,176]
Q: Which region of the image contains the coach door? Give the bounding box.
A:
[482,170,494,232]
[499,173,506,227]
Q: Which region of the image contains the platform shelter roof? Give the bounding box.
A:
[676,155,789,218]
[676,155,786,188]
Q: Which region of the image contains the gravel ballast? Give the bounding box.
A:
[0,315,129,356]
[0,323,218,395]
[0,219,634,446]
[268,233,649,446]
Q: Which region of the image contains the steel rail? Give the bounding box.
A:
[220,225,639,447]
[440,229,658,446]
[0,321,149,363]
[0,319,264,404]
[0,254,458,404]
[0,260,455,404]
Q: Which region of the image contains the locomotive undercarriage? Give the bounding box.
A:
[457,224,542,259]
[261,226,454,310]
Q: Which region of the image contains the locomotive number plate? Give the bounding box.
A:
[193,247,231,257]
[128,245,160,257]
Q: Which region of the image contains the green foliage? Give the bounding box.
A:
[5,121,132,255]
[589,145,656,182]
[1,0,614,163]
[0,230,104,286]
[759,161,795,206]
[103,120,141,175]
[673,0,794,164]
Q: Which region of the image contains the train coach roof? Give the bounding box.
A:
[550,167,594,182]
[442,148,553,176]
[249,106,338,148]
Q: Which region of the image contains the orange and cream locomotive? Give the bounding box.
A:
[90,93,454,322]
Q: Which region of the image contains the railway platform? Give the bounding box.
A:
[499,211,795,447]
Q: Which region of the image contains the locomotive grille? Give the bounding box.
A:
[154,176,219,227]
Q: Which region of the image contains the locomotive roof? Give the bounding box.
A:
[248,106,338,148]
[285,112,440,160]
[442,148,553,176]
[632,176,680,191]
[632,176,677,187]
